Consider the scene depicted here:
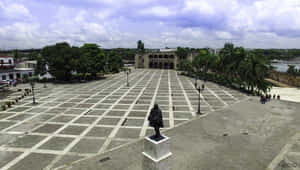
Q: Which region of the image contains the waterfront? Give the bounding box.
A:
[271,60,300,72]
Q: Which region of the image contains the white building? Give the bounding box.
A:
[0,56,35,82]
[0,56,14,67]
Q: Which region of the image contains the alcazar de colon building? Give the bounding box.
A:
[135,49,195,70]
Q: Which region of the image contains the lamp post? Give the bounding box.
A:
[30,81,37,104]
[43,64,48,88]
[127,71,129,87]
[196,82,205,115]
[124,69,130,87]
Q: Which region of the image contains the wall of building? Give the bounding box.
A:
[15,61,37,69]
[0,69,34,81]
[0,58,35,81]
[0,57,14,66]
[135,52,178,69]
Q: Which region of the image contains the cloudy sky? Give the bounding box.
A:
[0,0,300,49]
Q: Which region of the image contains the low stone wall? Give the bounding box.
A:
[269,72,300,87]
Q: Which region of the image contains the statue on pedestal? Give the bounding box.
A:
[148,104,164,141]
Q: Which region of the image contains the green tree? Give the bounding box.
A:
[219,43,235,81]
[106,50,123,73]
[35,55,47,76]
[287,65,297,76]
[241,52,271,93]
[41,42,75,81]
[13,50,25,63]
[176,47,190,70]
[78,44,106,78]
[29,51,39,60]
[137,40,144,52]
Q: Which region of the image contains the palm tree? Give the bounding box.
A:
[242,52,271,94]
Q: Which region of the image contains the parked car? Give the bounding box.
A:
[0,80,9,86]
[0,80,9,90]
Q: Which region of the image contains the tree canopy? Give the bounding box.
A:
[179,43,273,94]
[40,42,124,81]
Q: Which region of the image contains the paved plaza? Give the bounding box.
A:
[0,69,247,170]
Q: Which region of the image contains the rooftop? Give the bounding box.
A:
[0,56,13,58]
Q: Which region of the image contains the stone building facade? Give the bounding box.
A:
[135,49,195,70]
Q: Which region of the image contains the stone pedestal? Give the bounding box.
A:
[142,135,172,170]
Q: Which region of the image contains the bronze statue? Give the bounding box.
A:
[148,104,164,141]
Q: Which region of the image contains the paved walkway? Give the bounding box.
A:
[0,69,247,170]
[62,98,300,170]
[267,133,300,170]
[270,87,300,103]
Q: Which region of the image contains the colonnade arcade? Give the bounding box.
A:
[148,54,174,69]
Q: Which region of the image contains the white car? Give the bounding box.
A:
[0,80,9,86]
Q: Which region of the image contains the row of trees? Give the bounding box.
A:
[36,42,124,81]
[253,49,300,60]
[177,43,273,94]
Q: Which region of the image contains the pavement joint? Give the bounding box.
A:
[0,69,248,170]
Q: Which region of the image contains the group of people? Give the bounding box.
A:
[9,79,17,87]
[260,94,280,104]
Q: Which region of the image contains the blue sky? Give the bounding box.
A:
[0,0,300,49]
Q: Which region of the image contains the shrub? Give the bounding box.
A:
[5,101,12,108]
[1,105,6,111]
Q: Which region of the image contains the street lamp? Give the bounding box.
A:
[196,82,205,115]
[194,76,198,88]
[30,81,37,104]
[124,69,130,87]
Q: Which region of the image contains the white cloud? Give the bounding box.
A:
[183,0,215,15]
[139,6,175,17]
[2,0,300,49]
[0,2,32,20]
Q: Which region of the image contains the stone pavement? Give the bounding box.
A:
[0,69,247,170]
[267,133,300,170]
[270,87,300,103]
[62,98,300,170]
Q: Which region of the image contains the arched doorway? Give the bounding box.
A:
[149,62,153,68]
[159,63,162,69]
[164,63,169,69]
[169,63,174,69]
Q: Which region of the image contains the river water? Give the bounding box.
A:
[271,60,300,72]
